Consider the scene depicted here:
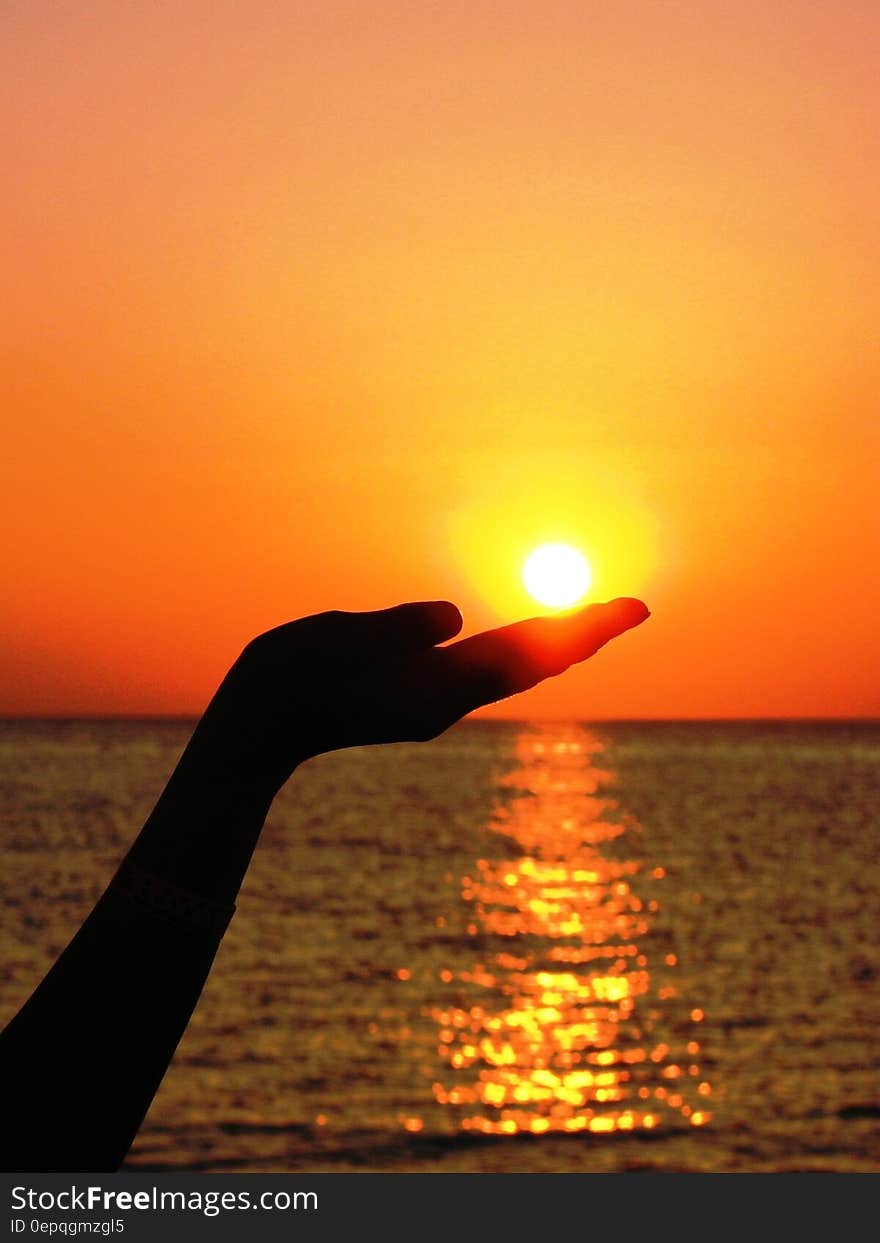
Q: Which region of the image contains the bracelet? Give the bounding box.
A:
[106,858,236,939]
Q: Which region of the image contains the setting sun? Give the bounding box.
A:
[522,543,593,610]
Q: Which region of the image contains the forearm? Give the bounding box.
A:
[0,749,276,1172]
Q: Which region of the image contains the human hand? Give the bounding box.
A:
[182,597,649,799]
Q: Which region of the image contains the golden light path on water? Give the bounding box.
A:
[425,727,711,1137]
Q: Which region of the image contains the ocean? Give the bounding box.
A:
[1,719,878,1172]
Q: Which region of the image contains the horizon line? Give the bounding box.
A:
[1,714,878,725]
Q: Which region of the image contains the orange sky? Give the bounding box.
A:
[3,2,879,718]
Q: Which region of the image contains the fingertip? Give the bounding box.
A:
[555,596,649,659]
[605,597,651,629]
[429,600,464,642]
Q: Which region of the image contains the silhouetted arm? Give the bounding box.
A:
[0,771,273,1173]
[0,597,648,1172]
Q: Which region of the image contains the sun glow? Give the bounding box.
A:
[522,543,592,610]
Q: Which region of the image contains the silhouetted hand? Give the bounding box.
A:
[183,598,650,799]
[0,594,650,1173]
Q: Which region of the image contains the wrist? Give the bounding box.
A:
[178,683,309,805]
[167,744,279,816]
[129,744,279,909]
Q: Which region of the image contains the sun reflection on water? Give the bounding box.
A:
[427,726,711,1136]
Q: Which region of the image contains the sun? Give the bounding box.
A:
[522,542,593,609]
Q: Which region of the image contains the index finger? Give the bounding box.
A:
[439,597,650,715]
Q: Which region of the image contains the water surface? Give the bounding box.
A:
[1,719,877,1171]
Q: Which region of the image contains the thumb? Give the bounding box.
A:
[342,600,464,655]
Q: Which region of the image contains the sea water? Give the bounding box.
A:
[1,719,877,1172]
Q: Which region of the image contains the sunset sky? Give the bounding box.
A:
[3,1,878,718]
